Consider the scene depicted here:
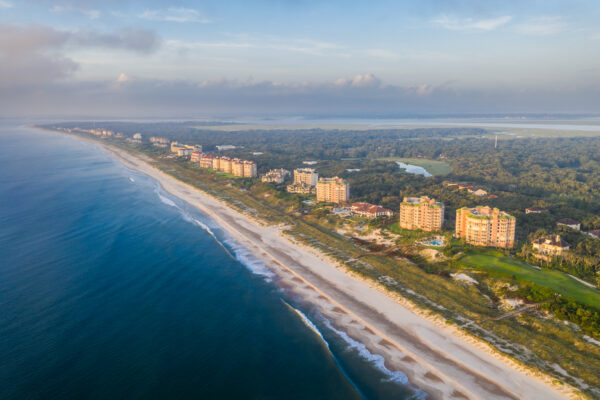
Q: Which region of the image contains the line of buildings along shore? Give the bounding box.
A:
[75,129,590,254]
[170,139,516,249]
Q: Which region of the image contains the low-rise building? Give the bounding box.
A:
[316,177,349,204]
[399,196,444,232]
[149,137,169,147]
[556,218,581,230]
[350,202,394,219]
[468,188,488,197]
[586,229,600,239]
[286,182,315,194]
[455,206,516,248]
[177,148,192,156]
[532,235,570,257]
[261,169,290,184]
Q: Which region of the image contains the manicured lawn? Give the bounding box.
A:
[376,157,452,176]
[459,251,600,308]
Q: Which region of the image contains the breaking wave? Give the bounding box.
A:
[324,320,410,385]
[153,183,274,280]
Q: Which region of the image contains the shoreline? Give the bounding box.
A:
[39,128,581,399]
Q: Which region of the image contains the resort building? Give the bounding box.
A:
[286,183,315,194]
[171,142,202,155]
[315,177,349,204]
[190,151,202,163]
[242,161,257,178]
[399,196,444,232]
[149,137,169,147]
[556,218,581,231]
[261,169,290,184]
[455,206,516,248]
[232,159,244,177]
[199,154,215,169]
[196,155,257,178]
[532,235,570,257]
[293,168,318,187]
[219,157,233,174]
[351,202,394,219]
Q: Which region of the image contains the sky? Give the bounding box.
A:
[1,0,599,117]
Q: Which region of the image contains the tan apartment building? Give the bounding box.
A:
[455,206,516,248]
[199,154,214,169]
[242,161,257,178]
[190,151,202,163]
[294,168,318,187]
[399,196,444,231]
[315,177,349,204]
[219,157,233,174]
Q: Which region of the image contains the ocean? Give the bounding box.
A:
[0,124,417,399]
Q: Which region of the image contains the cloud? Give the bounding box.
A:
[71,28,160,54]
[515,16,566,36]
[51,5,100,19]
[0,0,13,8]
[139,8,210,23]
[333,73,381,88]
[2,74,600,117]
[0,24,160,86]
[433,15,512,31]
[116,73,130,83]
[166,36,344,56]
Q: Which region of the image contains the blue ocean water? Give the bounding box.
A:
[0,124,417,399]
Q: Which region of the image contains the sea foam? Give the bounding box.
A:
[153,183,274,281]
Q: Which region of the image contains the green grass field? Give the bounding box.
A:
[376,157,452,176]
[459,252,600,308]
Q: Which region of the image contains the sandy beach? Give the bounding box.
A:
[58,132,579,400]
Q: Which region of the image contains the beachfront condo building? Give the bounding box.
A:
[219,157,233,174]
[196,155,257,178]
[455,206,516,248]
[294,168,318,187]
[262,169,290,184]
[242,161,257,178]
[199,154,214,169]
[399,196,444,231]
[171,142,202,154]
[190,151,202,163]
[316,177,349,204]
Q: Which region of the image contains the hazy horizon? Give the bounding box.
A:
[2,0,600,117]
